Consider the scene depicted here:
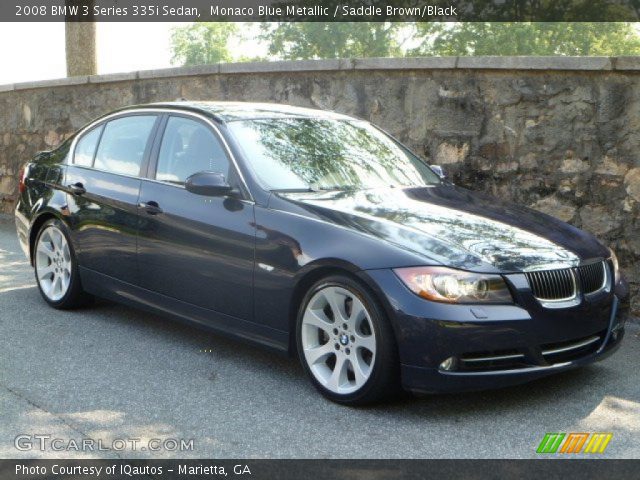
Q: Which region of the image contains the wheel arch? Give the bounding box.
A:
[29,211,67,265]
[287,260,397,356]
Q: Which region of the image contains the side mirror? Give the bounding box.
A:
[185,171,233,197]
[430,165,446,179]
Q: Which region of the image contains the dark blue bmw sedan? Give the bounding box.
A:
[15,102,630,405]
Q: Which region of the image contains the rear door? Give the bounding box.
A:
[65,113,160,284]
[136,113,256,320]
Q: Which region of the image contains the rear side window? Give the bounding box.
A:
[74,125,103,167]
[156,116,230,184]
[94,115,156,176]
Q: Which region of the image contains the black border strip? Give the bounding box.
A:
[2,459,640,480]
[4,0,640,22]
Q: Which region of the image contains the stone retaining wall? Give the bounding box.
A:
[0,56,638,312]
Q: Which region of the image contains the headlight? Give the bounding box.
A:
[608,247,620,285]
[394,266,513,304]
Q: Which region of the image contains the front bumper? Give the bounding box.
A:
[361,269,630,394]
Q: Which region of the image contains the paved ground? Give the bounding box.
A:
[0,217,638,459]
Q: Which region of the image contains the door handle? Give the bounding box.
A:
[139,201,163,215]
[67,182,86,196]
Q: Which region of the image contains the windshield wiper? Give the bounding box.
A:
[271,185,359,193]
[270,187,319,193]
[315,185,358,192]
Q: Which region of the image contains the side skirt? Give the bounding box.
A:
[79,266,290,355]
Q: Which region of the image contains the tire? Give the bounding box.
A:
[33,218,92,309]
[296,274,401,405]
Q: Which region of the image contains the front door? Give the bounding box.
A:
[136,114,255,321]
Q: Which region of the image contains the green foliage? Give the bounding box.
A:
[170,23,238,66]
[169,22,640,66]
[260,22,403,60]
[438,0,637,22]
[411,23,640,56]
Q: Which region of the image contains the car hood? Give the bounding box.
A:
[277,185,608,273]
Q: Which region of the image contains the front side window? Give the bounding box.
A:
[94,115,156,176]
[227,118,441,191]
[74,125,103,167]
[156,116,230,185]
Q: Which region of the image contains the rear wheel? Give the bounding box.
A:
[34,219,92,309]
[296,274,400,405]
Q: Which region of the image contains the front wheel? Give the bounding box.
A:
[296,274,400,405]
[34,219,92,309]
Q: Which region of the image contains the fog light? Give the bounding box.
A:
[439,357,458,371]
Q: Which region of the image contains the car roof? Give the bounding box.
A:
[124,101,355,122]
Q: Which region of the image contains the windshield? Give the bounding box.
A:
[227,118,441,191]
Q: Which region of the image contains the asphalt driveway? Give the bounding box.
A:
[0,215,638,459]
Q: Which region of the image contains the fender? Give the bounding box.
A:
[23,163,71,264]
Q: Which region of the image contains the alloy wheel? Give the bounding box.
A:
[301,285,377,395]
[35,225,72,302]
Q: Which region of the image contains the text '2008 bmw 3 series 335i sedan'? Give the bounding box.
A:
[15,102,630,405]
